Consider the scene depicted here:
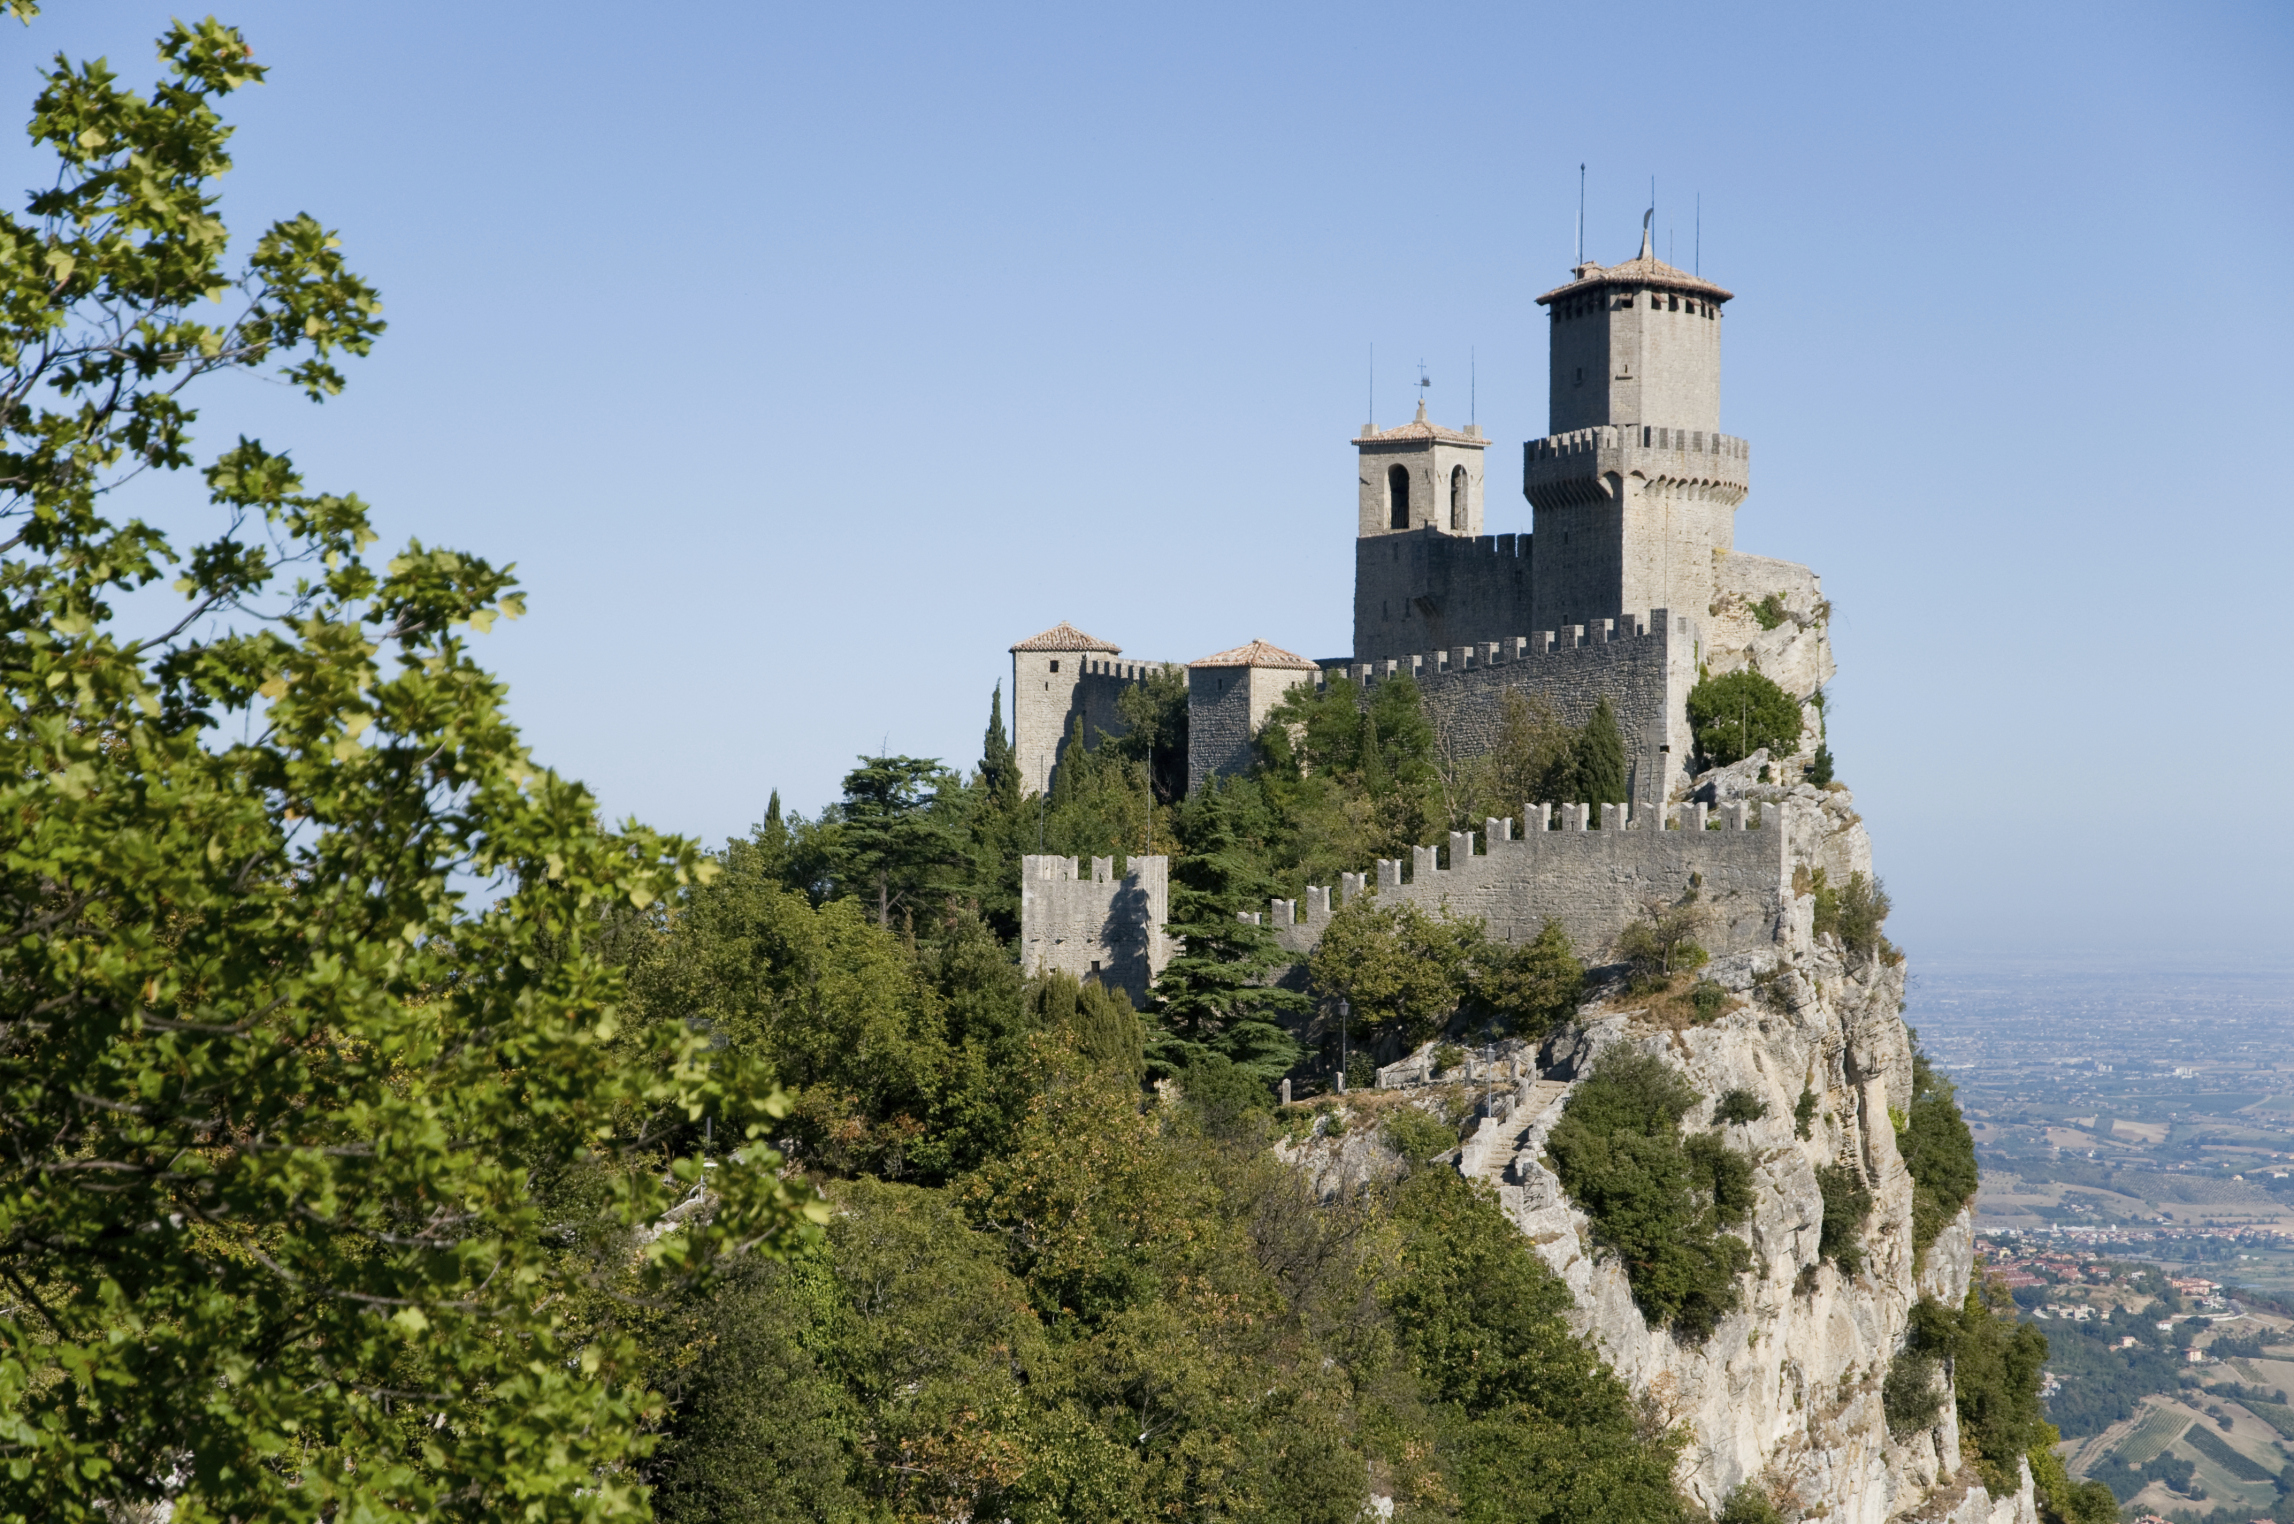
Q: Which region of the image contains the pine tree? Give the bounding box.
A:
[1151,783,1305,1083]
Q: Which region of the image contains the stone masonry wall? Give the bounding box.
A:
[1266,800,1788,963]
[1352,526,1532,662]
[1323,608,1698,809]
[1018,853,1170,1008]
[1012,652,1176,798]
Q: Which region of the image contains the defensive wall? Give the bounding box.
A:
[1012,650,1179,798]
[1262,799,1790,963]
[1017,853,1170,1007]
[1352,526,1531,663]
[1312,608,1698,809]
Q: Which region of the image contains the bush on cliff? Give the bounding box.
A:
[1898,1051,1981,1258]
[1544,1050,1755,1340]
[1686,668,1804,768]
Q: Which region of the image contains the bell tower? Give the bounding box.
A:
[1523,224,1748,634]
[1350,402,1512,661]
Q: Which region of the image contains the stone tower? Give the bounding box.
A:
[1009,621,1120,797]
[1350,402,1517,661]
[1523,224,1749,635]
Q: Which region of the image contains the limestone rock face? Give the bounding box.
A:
[1453,804,1995,1522]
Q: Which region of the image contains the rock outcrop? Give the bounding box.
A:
[1351,789,2016,1523]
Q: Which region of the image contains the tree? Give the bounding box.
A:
[1468,918,1586,1039]
[1152,783,1304,1081]
[980,682,1020,814]
[1109,663,1189,806]
[1308,897,1476,1047]
[0,22,822,1520]
[1685,668,1804,768]
[1564,695,1629,807]
[1614,889,1710,989]
[836,754,968,930]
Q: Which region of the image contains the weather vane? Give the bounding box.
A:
[1417,360,1431,399]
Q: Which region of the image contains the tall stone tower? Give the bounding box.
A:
[1350,402,1518,661]
[1523,226,1749,635]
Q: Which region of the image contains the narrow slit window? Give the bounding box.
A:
[1388,464,1411,530]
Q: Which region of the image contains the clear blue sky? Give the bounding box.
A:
[9,1,2290,962]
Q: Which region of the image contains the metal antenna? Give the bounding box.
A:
[1577,162,1585,265]
[1367,343,1374,430]
[1471,347,1477,427]
[1696,192,1702,275]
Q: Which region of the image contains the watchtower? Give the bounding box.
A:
[1350,403,1518,660]
[1523,224,1749,635]
[1354,399,1487,538]
[1010,621,1120,797]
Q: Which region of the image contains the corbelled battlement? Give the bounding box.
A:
[1522,425,1750,511]
[1019,853,1171,1007]
[1266,798,1791,963]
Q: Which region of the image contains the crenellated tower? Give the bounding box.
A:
[1523,224,1749,635]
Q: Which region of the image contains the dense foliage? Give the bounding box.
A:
[1542,1051,1754,1339]
[1815,1164,1874,1276]
[1685,669,1803,768]
[0,21,828,1523]
[1309,901,1584,1050]
[1897,1050,1981,1258]
[1896,1287,2118,1522]
[634,1027,1694,1523]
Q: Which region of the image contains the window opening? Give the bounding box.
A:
[1387,464,1411,529]
[1049,659,1059,673]
[1449,465,1468,530]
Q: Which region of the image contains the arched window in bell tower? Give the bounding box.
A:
[1387,465,1410,530]
[1449,465,1468,530]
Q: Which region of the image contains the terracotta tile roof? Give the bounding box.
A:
[1536,232,1733,306]
[1189,638,1318,671]
[1354,399,1488,448]
[1010,621,1120,654]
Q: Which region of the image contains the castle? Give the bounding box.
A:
[1013,226,1839,1001]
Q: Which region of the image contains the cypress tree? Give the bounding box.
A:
[980,682,1019,811]
[1571,696,1628,808]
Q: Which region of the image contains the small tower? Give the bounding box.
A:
[1523,225,1749,634]
[1186,639,1318,793]
[1354,399,1487,538]
[1010,621,1120,797]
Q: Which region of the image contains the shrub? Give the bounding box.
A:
[1804,743,1835,787]
[1751,593,1788,632]
[1685,669,1804,768]
[1808,867,1839,941]
[1717,1482,1783,1524]
[1615,891,1709,992]
[1793,1085,1818,1140]
[1898,1052,1980,1259]
[1343,1052,1376,1092]
[1468,918,1585,1039]
[1816,1165,1874,1275]
[1543,1050,1754,1340]
[1834,871,1895,961]
[1178,1053,1270,1138]
[1715,1089,1768,1126]
[1882,1348,1944,1434]
[1383,1106,1459,1166]
[1902,1288,2051,1497]
[1688,979,1728,1022]
[1311,898,1476,1045]
[1432,1042,1467,1078]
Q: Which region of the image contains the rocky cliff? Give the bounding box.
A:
[1297,782,2028,1523]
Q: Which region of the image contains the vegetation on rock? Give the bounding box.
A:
[1543,1051,1755,1340]
[1686,668,1804,768]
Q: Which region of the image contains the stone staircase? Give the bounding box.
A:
[1458,1078,1571,1182]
